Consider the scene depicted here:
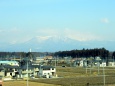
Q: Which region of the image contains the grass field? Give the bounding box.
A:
[4,80,61,86]
[3,67,115,86]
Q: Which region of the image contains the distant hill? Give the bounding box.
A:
[0,36,115,52]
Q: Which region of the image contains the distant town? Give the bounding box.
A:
[0,48,115,81]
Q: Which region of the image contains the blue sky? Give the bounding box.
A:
[0,0,115,44]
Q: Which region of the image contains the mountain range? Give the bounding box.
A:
[1,36,115,52]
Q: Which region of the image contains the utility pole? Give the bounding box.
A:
[54,56,57,77]
[98,60,100,75]
[14,55,15,61]
[20,55,22,63]
[55,56,57,68]
[90,67,91,74]
[86,60,88,74]
[113,56,114,66]
[27,49,31,86]
[97,57,101,75]
[27,60,29,86]
[103,60,105,86]
[39,64,42,78]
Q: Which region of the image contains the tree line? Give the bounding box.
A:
[0,48,115,60]
[54,48,115,60]
[0,52,49,60]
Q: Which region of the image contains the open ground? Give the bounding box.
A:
[3,67,115,86]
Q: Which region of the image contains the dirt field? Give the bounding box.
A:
[2,67,115,86]
[3,80,115,86]
[3,80,61,86]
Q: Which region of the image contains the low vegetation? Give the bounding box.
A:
[4,80,60,86]
[4,67,115,86]
[31,67,115,86]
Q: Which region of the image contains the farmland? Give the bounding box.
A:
[4,67,115,86]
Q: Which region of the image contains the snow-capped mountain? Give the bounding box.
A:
[22,36,80,52]
[1,36,115,52]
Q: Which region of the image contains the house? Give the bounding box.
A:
[74,60,84,67]
[94,59,106,67]
[0,65,20,80]
[0,66,4,77]
[19,63,56,79]
[0,59,57,80]
[108,59,115,67]
[100,62,106,67]
[0,61,19,78]
[34,57,47,65]
[83,60,88,67]
[39,65,56,78]
[19,64,39,79]
[19,65,33,79]
[44,56,53,60]
[94,60,101,67]
[83,59,94,67]
[35,57,44,64]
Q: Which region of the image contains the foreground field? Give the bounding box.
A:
[4,80,61,86]
[3,67,115,86]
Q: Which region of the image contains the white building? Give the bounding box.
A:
[100,62,106,67]
[39,65,56,78]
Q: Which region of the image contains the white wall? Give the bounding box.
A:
[40,68,56,76]
[100,62,106,67]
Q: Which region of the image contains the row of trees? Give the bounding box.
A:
[0,48,115,60]
[54,48,112,59]
[0,52,49,60]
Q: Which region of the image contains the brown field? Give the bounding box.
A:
[3,67,115,86]
[4,80,60,86]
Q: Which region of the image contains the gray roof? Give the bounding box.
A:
[41,65,55,70]
[0,65,20,69]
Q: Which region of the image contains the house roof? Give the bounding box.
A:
[0,66,4,70]
[0,65,20,69]
[41,65,55,70]
[0,61,19,63]
[3,65,20,69]
[25,65,55,70]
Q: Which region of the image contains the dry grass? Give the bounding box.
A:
[3,67,115,86]
[31,67,115,86]
[31,76,115,86]
[4,80,60,86]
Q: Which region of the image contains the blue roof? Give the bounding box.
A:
[0,61,18,63]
